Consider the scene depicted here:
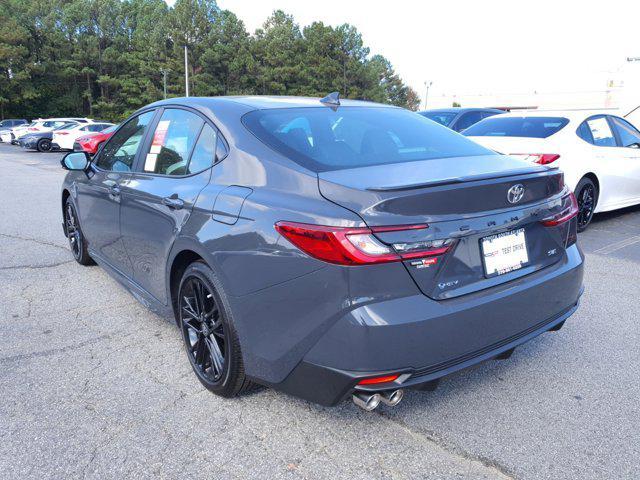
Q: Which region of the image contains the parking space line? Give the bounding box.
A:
[593,234,640,255]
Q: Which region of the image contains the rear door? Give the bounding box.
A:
[609,115,640,204]
[581,115,634,207]
[119,107,219,303]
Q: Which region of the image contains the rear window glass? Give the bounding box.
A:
[243,107,492,172]
[419,111,457,127]
[463,116,569,138]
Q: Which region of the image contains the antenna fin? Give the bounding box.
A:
[320,92,340,107]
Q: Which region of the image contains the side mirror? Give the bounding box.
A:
[61,151,90,171]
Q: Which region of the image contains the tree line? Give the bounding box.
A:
[0,0,420,121]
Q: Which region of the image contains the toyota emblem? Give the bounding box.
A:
[507,184,525,204]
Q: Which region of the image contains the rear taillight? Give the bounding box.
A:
[513,153,560,165]
[541,191,579,227]
[57,131,69,135]
[274,221,453,266]
[28,128,38,131]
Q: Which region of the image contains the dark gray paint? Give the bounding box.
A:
[61,96,584,404]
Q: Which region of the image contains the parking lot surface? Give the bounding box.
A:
[1,143,639,479]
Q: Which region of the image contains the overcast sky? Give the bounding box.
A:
[215,0,640,105]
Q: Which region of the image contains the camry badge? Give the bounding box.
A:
[507,184,525,204]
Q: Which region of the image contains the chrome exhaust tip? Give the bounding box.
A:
[380,389,404,407]
[352,392,382,411]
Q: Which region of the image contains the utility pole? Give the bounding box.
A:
[423,81,433,110]
[160,69,169,99]
[184,45,189,97]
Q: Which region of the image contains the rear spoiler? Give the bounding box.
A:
[366,166,557,192]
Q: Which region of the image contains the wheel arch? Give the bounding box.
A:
[167,240,217,323]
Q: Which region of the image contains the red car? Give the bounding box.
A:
[73,124,118,154]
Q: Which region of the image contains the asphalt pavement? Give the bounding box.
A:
[1,143,638,479]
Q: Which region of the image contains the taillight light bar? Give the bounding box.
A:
[357,374,399,385]
[274,221,454,266]
[541,191,579,226]
[512,153,560,165]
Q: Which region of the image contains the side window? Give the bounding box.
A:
[585,116,616,147]
[188,124,217,174]
[96,110,154,172]
[143,109,203,176]
[455,111,484,132]
[610,116,640,148]
[576,121,594,144]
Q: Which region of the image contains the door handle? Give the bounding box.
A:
[162,195,184,210]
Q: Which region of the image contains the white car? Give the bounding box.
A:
[464,110,640,230]
[1,120,40,143]
[9,118,93,144]
[52,122,114,150]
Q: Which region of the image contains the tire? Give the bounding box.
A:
[64,198,94,265]
[37,138,52,152]
[575,177,598,232]
[177,261,256,397]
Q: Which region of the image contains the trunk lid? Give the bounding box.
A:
[318,154,570,300]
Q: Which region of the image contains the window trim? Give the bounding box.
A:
[130,105,229,178]
[608,115,640,148]
[91,108,160,173]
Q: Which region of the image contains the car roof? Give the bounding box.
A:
[492,109,620,123]
[145,95,394,112]
[420,107,504,114]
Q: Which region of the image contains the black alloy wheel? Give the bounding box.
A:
[177,262,256,397]
[180,276,227,383]
[37,138,52,152]
[575,178,597,232]
[64,199,93,265]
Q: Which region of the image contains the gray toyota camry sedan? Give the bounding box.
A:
[60,95,584,410]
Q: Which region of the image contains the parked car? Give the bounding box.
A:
[73,124,119,155]
[19,122,80,152]
[464,110,640,231]
[11,118,92,144]
[52,122,114,151]
[0,118,28,141]
[59,95,583,409]
[2,121,39,144]
[419,107,504,132]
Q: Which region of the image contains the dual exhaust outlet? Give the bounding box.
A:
[352,389,404,411]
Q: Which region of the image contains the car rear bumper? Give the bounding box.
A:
[263,244,584,406]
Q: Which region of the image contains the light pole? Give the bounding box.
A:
[423,81,433,110]
[160,68,169,99]
[184,45,190,97]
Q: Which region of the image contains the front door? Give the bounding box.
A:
[120,108,220,303]
[76,110,156,278]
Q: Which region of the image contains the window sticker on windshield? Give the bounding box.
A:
[587,118,613,140]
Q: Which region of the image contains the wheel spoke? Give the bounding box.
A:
[205,336,224,376]
[194,336,207,367]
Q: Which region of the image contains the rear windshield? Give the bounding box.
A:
[463,116,569,138]
[419,111,457,127]
[243,107,492,172]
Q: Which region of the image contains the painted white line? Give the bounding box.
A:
[593,234,640,255]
